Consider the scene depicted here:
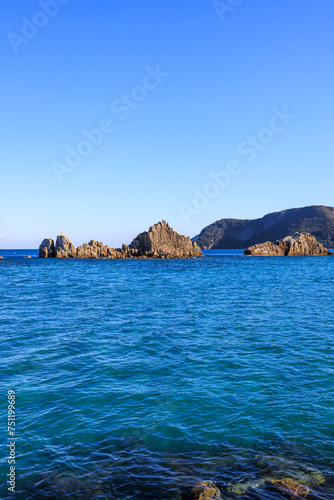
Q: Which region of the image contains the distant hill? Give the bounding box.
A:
[194,206,334,249]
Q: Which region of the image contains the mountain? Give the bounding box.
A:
[194,206,334,249]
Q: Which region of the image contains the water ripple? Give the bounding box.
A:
[1,254,334,498]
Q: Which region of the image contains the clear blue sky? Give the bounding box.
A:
[1,0,333,248]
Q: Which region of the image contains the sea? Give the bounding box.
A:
[1,249,334,499]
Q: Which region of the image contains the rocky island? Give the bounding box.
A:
[244,232,333,256]
[39,221,203,259]
[194,205,334,249]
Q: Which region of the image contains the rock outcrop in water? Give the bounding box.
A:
[244,232,332,256]
[39,221,203,259]
[38,238,55,258]
[76,240,122,259]
[130,220,203,258]
[55,233,77,258]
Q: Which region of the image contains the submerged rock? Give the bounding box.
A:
[245,232,332,256]
[255,454,325,487]
[226,479,266,495]
[271,478,310,499]
[38,221,204,259]
[190,481,222,500]
[38,238,55,258]
[37,473,115,500]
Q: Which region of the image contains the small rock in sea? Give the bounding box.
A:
[245,232,331,256]
[0,256,4,259]
[271,478,310,499]
[24,256,32,258]
[191,480,222,499]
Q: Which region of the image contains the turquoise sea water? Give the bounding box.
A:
[1,251,334,499]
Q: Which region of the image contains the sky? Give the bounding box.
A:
[1,0,334,248]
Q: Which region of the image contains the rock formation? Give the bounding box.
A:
[130,220,203,258]
[244,232,333,256]
[55,233,76,258]
[38,221,203,259]
[76,240,125,259]
[38,238,55,258]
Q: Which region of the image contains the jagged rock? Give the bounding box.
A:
[282,233,329,255]
[76,243,97,259]
[107,247,118,259]
[76,240,120,259]
[121,243,132,257]
[129,220,203,258]
[39,238,55,258]
[55,233,76,258]
[191,481,222,500]
[38,221,204,259]
[245,240,286,256]
[245,232,332,256]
